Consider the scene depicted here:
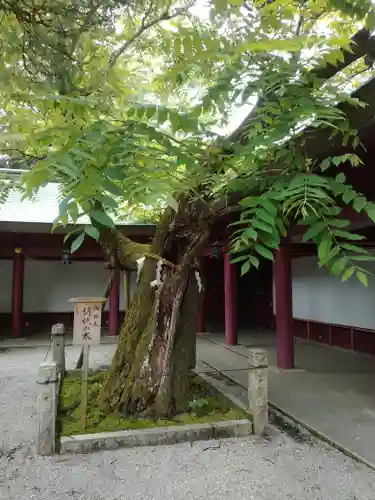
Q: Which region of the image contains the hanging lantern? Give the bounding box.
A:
[210,241,222,259]
[61,248,72,264]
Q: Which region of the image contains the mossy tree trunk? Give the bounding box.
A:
[99,198,211,417]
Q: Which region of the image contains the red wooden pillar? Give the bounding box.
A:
[224,252,237,345]
[274,240,294,369]
[12,249,24,338]
[108,273,120,336]
[197,306,205,334]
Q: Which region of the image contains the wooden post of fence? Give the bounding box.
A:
[248,348,268,436]
[51,323,66,375]
[81,344,90,429]
[36,361,58,455]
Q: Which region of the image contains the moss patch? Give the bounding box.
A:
[60,371,248,436]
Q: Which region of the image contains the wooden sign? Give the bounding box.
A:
[68,297,106,430]
[69,297,106,346]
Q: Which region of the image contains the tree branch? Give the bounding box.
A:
[105,5,182,74]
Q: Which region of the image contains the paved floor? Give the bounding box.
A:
[2,344,375,500]
[196,331,375,468]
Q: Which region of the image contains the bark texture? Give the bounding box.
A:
[100,199,210,416]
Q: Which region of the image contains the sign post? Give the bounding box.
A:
[69,297,106,430]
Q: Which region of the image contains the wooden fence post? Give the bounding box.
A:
[51,323,66,375]
[36,362,58,455]
[248,348,268,436]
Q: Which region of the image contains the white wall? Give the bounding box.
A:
[0,260,12,313]
[291,255,375,330]
[23,260,136,313]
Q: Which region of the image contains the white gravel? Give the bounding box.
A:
[1,345,375,500]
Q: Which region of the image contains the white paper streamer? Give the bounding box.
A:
[136,257,145,282]
[150,260,164,289]
[195,270,203,293]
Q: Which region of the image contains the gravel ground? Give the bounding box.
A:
[1,345,375,500]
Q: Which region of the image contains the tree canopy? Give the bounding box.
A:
[1,0,375,283]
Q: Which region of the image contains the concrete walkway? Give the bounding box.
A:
[196,331,375,469]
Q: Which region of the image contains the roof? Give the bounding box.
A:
[0,181,133,225]
[0,183,84,224]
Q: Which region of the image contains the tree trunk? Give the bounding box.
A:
[99,200,210,417]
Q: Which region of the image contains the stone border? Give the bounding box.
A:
[60,419,252,454]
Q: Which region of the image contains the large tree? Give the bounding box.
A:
[1,0,375,416]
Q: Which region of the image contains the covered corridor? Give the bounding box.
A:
[197,330,375,468]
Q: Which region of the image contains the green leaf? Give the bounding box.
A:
[356,270,369,287]
[319,157,331,171]
[253,219,273,234]
[303,221,325,242]
[241,260,251,276]
[342,189,356,204]
[261,198,278,217]
[243,37,307,53]
[341,243,368,254]
[107,167,125,181]
[240,196,261,208]
[329,181,346,196]
[328,219,350,228]
[242,227,258,240]
[260,230,280,249]
[333,230,364,241]
[353,255,375,262]
[90,210,114,228]
[331,257,347,276]
[63,228,81,243]
[275,217,287,236]
[100,194,118,209]
[332,156,343,166]
[103,180,124,197]
[257,208,275,226]
[335,172,345,183]
[229,220,250,227]
[230,255,249,264]
[254,244,274,261]
[324,206,342,217]
[71,232,85,253]
[353,196,367,213]
[365,203,375,223]
[318,238,332,264]
[85,225,100,241]
[300,214,319,226]
[58,197,71,216]
[322,246,340,266]
[341,267,355,282]
[157,107,169,123]
[249,255,260,268]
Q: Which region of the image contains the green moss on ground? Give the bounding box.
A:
[60,371,248,436]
